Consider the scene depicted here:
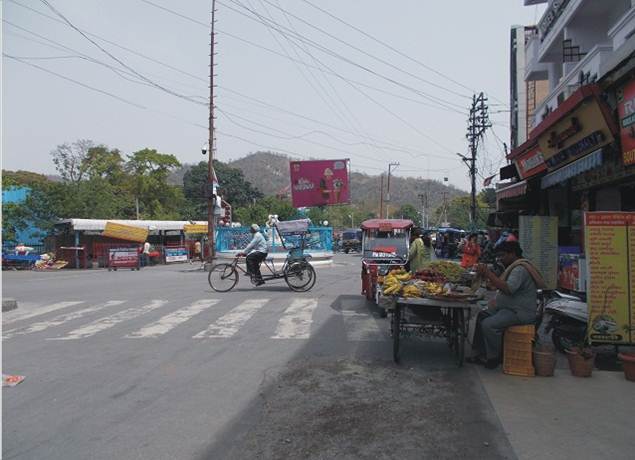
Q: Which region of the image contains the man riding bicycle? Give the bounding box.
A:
[237,224,268,286]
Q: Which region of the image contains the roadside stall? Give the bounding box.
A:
[378,261,480,366]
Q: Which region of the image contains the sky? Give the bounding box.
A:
[2,0,546,192]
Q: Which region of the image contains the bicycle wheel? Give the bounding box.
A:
[284,261,316,292]
[208,263,239,292]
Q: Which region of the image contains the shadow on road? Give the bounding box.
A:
[196,295,516,460]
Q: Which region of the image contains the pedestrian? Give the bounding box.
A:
[142,241,151,267]
[460,233,481,268]
[194,240,202,262]
[238,224,268,286]
[406,228,428,273]
[468,241,547,369]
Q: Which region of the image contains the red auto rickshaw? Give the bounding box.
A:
[360,219,414,316]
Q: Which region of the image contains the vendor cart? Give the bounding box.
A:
[388,295,477,366]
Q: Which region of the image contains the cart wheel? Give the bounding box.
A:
[454,309,466,367]
[392,306,401,363]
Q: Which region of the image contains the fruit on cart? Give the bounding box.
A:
[383,283,402,295]
[402,285,422,298]
[416,281,444,296]
[420,261,465,283]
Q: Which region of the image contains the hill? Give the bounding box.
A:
[227,152,467,212]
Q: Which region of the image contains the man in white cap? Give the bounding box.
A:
[238,224,268,286]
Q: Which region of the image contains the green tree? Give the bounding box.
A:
[434,195,489,230]
[2,170,50,188]
[395,204,421,225]
[50,139,94,184]
[2,201,28,243]
[125,148,183,219]
[82,146,126,185]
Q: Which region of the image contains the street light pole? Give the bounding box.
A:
[386,162,399,219]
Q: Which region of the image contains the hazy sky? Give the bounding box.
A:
[3,0,545,191]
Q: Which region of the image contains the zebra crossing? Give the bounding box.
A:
[2,297,389,342]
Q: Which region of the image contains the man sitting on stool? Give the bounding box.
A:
[238,224,268,286]
[469,241,546,369]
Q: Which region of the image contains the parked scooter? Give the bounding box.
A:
[539,291,588,352]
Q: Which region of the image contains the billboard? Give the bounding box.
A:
[617,79,635,166]
[103,222,148,243]
[289,159,349,208]
[165,247,188,263]
[108,248,139,269]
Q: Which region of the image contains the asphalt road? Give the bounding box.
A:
[2,255,514,459]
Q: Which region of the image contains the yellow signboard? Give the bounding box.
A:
[585,212,635,344]
[184,223,208,234]
[103,222,148,243]
[536,99,613,170]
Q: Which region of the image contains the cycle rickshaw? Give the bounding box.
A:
[208,219,317,292]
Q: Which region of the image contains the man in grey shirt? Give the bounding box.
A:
[469,241,546,369]
[239,224,268,286]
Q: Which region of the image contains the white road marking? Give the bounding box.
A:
[126,299,219,338]
[193,299,268,338]
[3,301,125,339]
[3,301,85,324]
[342,312,387,341]
[48,300,168,340]
[271,298,318,339]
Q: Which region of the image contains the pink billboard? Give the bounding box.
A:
[289,159,350,207]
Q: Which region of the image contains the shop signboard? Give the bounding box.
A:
[108,247,139,269]
[184,223,208,234]
[616,79,635,166]
[289,159,350,208]
[103,222,148,243]
[514,146,547,179]
[537,99,614,171]
[519,216,558,290]
[584,212,635,344]
[165,247,188,263]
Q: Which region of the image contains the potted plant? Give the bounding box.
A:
[533,341,556,377]
[565,342,595,377]
[618,351,635,382]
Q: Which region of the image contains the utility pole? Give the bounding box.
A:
[206,0,217,262]
[379,174,384,218]
[462,92,491,231]
[418,193,426,229]
[386,162,399,219]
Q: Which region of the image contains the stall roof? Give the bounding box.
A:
[360,219,414,230]
[57,219,208,232]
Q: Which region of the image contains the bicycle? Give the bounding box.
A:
[207,250,316,292]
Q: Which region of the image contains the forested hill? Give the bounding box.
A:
[171,151,467,211]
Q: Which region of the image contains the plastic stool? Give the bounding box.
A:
[503,324,535,377]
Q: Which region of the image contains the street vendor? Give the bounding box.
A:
[407,228,429,273]
[468,241,547,369]
[238,224,268,286]
[460,233,481,268]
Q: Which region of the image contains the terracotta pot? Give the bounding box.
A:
[618,353,635,382]
[533,350,556,377]
[566,349,594,377]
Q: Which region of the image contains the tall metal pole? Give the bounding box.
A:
[386,162,399,219]
[379,174,384,218]
[207,0,217,261]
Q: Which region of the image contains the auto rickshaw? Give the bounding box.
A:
[360,219,414,315]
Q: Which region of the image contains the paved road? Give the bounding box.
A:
[2,255,514,459]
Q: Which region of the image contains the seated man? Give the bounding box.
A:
[238,224,268,286]
[469,241,546,369]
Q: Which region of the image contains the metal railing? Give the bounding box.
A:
[216,226,333,253]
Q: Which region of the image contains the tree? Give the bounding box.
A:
[233,196,296,225]
[125,148,183,219]
[183,160,264,220]
[82,146,126,185]
[2,202,28,243]
[51,139,94,184]
[2,170,50,188]
[433,195,489,229]
[395,204,421,225]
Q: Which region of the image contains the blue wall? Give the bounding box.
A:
[216,226,333,253]
[2,186,45,245]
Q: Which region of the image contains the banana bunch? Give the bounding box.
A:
[382,274,402,295]
[402,285,422,298]
[420,281,444,296]
[389,269,412,282]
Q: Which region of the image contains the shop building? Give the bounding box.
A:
[495,0,635,293]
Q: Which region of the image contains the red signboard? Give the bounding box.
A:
[289,159,350,207]
[514,146,547,179]
[617,79,635,166]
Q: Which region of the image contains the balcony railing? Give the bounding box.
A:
[529,44,613,130]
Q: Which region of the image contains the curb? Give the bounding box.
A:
[2,298,18,312]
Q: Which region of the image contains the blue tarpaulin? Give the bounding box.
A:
[541,149,603,189]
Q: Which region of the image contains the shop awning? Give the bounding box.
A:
[540,149,603,189]
[496,180,528,200]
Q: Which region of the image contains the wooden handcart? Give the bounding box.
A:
[389,296,477,366]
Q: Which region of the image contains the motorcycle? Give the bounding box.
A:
[539,291,588,352]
